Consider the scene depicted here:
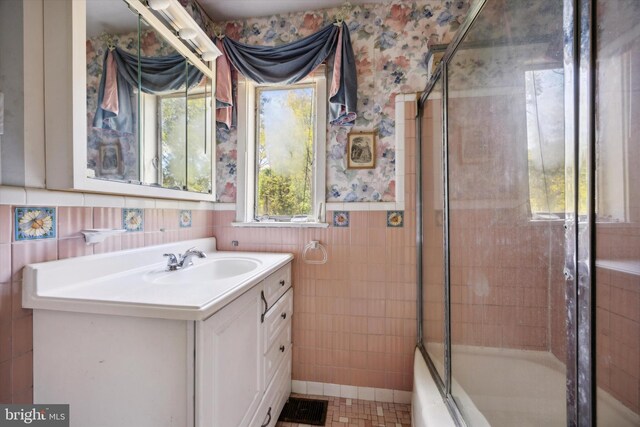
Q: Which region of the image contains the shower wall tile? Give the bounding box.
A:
[594,241,640,414]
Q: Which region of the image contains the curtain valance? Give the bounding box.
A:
[93,47,203,134]
[215,22,357,129]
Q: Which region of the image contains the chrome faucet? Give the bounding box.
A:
[163,247,207,271]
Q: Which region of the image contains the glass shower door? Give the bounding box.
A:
[594,1,640,425]
[419,76,446,382]
[445,0,568,425]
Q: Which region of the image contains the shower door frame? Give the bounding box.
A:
[415,0,597,425]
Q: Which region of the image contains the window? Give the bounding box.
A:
[255,85,315,219]
[525,68,566,218]
[155,78,213,194]
[235,67,327,225]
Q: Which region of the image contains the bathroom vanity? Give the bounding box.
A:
[23,238,293,427]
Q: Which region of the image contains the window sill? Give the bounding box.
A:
[231,221,329,229]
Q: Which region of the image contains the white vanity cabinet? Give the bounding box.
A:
[197,263,293,427]
[29,245,293,427]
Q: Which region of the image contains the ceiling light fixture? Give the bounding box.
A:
[201,51,217,62]
[178,27,198,40]
[147,0,170,11]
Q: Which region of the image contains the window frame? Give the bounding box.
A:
[153,82,214,195]
[523,66,567,221]
[235,66,327,226]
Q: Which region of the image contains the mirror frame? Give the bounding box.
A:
[43,0,221,201]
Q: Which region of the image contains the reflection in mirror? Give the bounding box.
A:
[86,0,212,194]
[186,73,213,194]
[86,0,141,183]
[157,60,187,191]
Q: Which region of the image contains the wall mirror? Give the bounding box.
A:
[84,0,216,197]
[35,0,215,201]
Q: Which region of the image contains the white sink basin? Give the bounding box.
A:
[22,238,293,320]
[144,257,261,284]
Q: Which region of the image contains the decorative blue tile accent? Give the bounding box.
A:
[122,208,144,232]
[387,210,404,228]
[14,207,56,241]
[179,210,192,228]
[333,211,349,227]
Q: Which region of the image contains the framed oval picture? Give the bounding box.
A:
[347,132,376,169]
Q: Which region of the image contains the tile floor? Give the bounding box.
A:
[276,394,412,427]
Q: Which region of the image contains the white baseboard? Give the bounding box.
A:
[290,380,412,404]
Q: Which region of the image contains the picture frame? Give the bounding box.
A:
[99,143,122,176]
[347,132,376,169]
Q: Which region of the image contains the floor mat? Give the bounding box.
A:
[278,397,328,425]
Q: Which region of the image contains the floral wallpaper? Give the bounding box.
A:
[182,0,471,203]
[446,0,563,91]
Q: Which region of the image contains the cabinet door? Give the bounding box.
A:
[196,285,263,427]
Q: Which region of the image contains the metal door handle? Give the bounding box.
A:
[281,312,287,320]
[279,345,285,352]
[260,407,272,427]
[279,279,285,286]
[260,291,268,323]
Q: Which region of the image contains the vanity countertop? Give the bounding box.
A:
[23,238,293,321]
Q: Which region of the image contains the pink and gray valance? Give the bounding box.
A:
[215,22,357,129]
[93,47,203,134]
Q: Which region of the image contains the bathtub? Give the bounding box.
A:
[413,344,640,427]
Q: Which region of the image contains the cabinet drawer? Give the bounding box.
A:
[251,348,291,427]
[263,288,293,352]
[263,263,291,309]
[264,321,291,388]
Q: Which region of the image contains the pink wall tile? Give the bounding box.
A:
[11,387,32,404]
[11,351,32,396]
[58,238,93,259]
[11,240,57,282]
[0,360,11,403]
[144,232,163,247]
[93,208,122,229]
[162,230,180,244]
[0,244,11,284]
[58,207,92,239]
[11,282,30,320]
[92,236,122,255]
[11,315,32,357]
[192,210,206,228]
[0,206,11,244]
[162,210,179,230]
[0,283,10,324]
[144,209,162,232]
[179,228,195,241]
[0,284,11,364]
[121,233,145,250]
